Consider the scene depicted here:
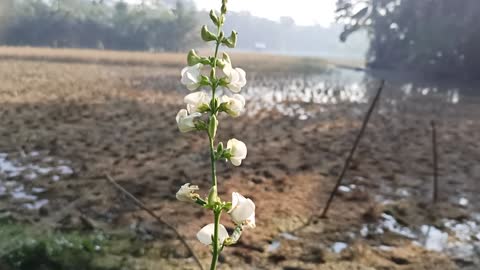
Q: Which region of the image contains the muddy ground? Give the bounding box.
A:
[0,53,479,270]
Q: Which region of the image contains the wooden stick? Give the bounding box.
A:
[106,174,205,270]
[431,120,439,203]
[320,80,385,218]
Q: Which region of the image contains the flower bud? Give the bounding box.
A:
[208,185,218,205]
[201,25,217,42]
[187,49,201,66]
[210,67,216,79]
[217,142,224,153]
[176,109,202,133]
[209,10,219,26]
[226,138,247,166]
[222,31,237,48]
[221,3,227,14]
[208,114,218,138]
[222,52,231,64]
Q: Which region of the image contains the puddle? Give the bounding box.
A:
[418,225,448,252]
[361,213,480,264]
[339,184,357,193]
[279,232,300,241]
[0,152,73,179]
[23,199,49,210]
[267,232,301,253]
[0,151,75,211]
[379,213,416,238]
[377,245,394,251]
[331,242,348,253]
[458,197,469,207]
[244,70,370,119]
[267,240,281,252]
[417,219,480,262]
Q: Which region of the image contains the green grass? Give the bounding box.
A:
[0,219,130,270]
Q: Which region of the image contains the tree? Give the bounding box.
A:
[337,0,480,79]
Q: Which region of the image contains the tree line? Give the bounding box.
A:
[0,0,368,60]
[337,0,480,80]
[1,0,199,51]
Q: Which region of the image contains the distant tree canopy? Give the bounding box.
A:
[337,0,480,79]
[214,11,367,59]
[1,0,199,51]
[0,0,369,59]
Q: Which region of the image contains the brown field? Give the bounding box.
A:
[0,46,479,270]
[0,46,339,73]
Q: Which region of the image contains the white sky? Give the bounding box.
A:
[194,0,336,26]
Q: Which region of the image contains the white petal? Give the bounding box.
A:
[245,212,256,229]
[196,223,229,245]
[218,224,229,243]
[236,68,247,86]
[231,192,246,210]
[197,224,215,245]
[176,109,188,124]
[231,198,255,223]
[230,157,242,166]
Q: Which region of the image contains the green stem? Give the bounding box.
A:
[210,211,223,270]
[210,210,222,270]
[209,134,217,187]
[208,9,226,270]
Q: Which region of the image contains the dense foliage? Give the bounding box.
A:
[337,0,480,79]
[0,0,199,51]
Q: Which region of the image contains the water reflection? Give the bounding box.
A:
[0,151,74,211]
[361,213,480,263]
[241,68,477,120]
[243,69,369,119]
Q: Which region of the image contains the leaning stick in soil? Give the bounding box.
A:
[106,174,205,270]
[431,120,439,203]
[320,80,385,218]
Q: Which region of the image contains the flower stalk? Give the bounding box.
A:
[175,1,254,269]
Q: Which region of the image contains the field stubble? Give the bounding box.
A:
[0,47,479,270]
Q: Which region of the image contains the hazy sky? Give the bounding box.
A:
[194,0,336,26]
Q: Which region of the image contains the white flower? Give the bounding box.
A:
[184,91,211,113]
[176,183,199,202]
[220,94,245,117]
[196,223,230,245]
[226,138,247,166]
[176,109,201,133]
[229,192,256,229]
[223,64,246,93]
[181,63,203,91]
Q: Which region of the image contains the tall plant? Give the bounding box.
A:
[175,1,255,269]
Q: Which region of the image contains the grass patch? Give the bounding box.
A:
[0,221,129,270]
